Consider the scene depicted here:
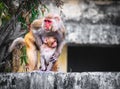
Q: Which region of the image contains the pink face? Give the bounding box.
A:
[44,19,53,31]
[51,41,57,48]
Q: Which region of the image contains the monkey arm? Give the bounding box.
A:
[40,55,46,71]
[56,40,66,56]
[46,62,54,71]
[34,35,42,48]
[51,28,66,60]
[32,32,43,50]
[50,40,66,62]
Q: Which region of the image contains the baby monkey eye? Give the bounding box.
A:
[34,27,41,30]
[34,27,40,30]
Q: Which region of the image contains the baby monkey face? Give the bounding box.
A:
[45,36,57,48]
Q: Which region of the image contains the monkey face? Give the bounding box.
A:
[44,19,53,31]
[43,13,62,32]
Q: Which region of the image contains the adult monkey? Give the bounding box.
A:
[9,19,43,72]
[34,13,66,71]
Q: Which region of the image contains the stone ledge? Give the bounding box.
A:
[0,72,120,89]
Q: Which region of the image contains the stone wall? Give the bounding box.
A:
[0,72,120,89]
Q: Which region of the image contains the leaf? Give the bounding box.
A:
[20,56,24,65]
[0,2,11,26]
[0,19,2,26]
[20,46,28,65]
[0,2,4,10]
[18,15,27,30]
[30,6,39,23]
[41,10,44,16]
[43,4,49,13]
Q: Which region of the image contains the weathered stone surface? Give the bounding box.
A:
[46,0,120,45]
[0,72,120,89]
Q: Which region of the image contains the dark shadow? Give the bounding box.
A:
[68,45,120,72]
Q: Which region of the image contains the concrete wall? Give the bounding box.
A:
[0,72,120,89]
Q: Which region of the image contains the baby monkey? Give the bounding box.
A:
[40,33,58,71]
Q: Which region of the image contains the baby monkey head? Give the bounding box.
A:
[44,36,57,48]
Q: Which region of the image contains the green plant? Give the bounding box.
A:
[0,1,11,26]
[20,46,28,65]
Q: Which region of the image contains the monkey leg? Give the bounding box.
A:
[25,34,38,72]
[46,62,54,71]
[40,56,46,71]
[26,48,38,72]
[51,60,59,72]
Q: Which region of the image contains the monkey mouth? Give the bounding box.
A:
[45,28,52,32]
[45,29,49,31]
[44,26,49,31]
[51,41,57,48]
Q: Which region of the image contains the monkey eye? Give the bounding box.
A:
[44,20,52,23]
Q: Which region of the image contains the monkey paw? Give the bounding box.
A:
[40,66,46,71]
[50,55,57,62]
[46,70,51,72]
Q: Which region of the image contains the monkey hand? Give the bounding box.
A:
[40,66,46,71]
[50,55,57,63]
[50,50,61,62]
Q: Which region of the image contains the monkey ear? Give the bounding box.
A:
[54,16,60,22]
[44,37,48,43]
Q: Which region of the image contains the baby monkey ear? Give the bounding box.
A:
[44,37,48,43]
